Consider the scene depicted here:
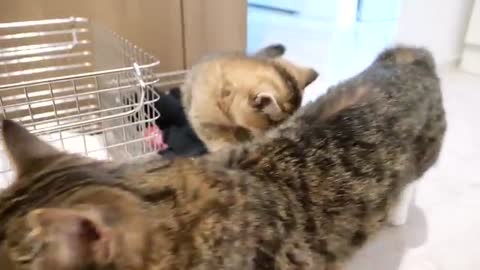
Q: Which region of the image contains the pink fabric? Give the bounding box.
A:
[145,125,168,150]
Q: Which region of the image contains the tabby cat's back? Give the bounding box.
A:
[0,46,445,270]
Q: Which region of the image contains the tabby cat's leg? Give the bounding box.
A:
[325,261,343,270]
[387,181,417,226]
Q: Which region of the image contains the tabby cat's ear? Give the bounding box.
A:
[254,44,286,58]
[26,207,114,267]
[273,58,318,90]
[1,120,60,175]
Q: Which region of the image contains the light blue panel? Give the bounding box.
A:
[357,0,402,21]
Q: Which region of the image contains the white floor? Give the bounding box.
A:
[249,6,480,270]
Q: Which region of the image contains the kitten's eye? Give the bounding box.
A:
[14,241,43,264]
[253,95,272,110]
[14,242,43,265]
[221,88,231,97]
[12,229,45,264]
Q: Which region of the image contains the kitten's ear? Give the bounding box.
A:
[254,44,286,58]
[26,207,114,266]
[253,92,285,121]
[273,59,318,90]
[1,120,60,175]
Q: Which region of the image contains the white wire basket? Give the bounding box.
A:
[0,17,168,185]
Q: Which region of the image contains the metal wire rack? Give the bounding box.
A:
[0,17,180,185]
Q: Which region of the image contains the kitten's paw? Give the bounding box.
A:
[387,182,417,226]
[207,141,234,152]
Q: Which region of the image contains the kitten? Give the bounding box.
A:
[0,46,446,270]
[182,44,318,152]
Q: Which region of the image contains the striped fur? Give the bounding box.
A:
[0,46,446,270]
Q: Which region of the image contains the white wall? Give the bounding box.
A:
[395,0,475,65]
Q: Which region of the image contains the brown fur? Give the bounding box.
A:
[182,44,318,152]
[316,85,372,121]
[0,46,446,270]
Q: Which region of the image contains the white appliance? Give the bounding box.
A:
[460,0,480,74]
[357,0,402,21]
[248,0,357,23]
[248,0,301,13]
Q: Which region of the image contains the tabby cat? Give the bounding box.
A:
[182,44,318,152]
[0,46,446,270]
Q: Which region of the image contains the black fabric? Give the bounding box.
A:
[153,87,208,158]
[154,88,187,128]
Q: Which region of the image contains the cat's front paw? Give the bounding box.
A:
[387,182,417,226]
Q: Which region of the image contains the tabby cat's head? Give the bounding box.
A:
[0,120,152,270]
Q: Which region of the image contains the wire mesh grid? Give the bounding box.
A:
[0,17,163,185]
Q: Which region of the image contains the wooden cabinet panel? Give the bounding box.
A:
[0,0,247,70]
[182,0,247,67]
[0,0,185,71]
